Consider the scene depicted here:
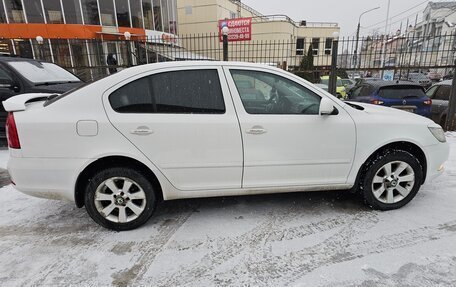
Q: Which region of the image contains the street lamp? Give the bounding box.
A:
[124,31,132,67]
[354,7,380,72]
[35,35,44,60]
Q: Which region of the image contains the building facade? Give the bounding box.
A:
[177,0,340,68]
[0,0,178,79]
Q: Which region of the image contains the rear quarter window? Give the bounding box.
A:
[378,86,425,99]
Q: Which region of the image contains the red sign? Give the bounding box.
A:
[218,17,252,42]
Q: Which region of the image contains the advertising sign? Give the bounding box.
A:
[218,18,252,42]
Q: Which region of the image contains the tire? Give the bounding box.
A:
[84,167,156,231]
[361,150,423,211]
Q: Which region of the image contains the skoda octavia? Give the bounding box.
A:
[3,62,449,230]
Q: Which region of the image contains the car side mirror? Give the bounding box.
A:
[320,98,335,115]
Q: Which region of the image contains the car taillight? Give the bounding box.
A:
[371,99,384,105]
[424,99,432,105]
[6,112,21,149]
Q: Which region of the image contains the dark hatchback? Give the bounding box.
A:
[347,81,432,117]
[0,56,84,139]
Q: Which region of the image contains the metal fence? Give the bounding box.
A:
[1,32,455,82]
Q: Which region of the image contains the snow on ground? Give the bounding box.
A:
[0,135,456,286]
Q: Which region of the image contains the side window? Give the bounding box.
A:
[109,69,225,114]
[230,69,321,115]
[425,85,438,98]
[359,85,373,97]
[350,86,362,99]
[434,86,451,101]
[0,66,12,82]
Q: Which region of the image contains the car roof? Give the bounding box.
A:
[0,55,47,63]
[364,80,422,88]
[434,80,452,86]
[320,76,341,79]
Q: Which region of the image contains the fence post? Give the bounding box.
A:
[328,37,339,97]
[445,60,456,131]
[222,26,229,61]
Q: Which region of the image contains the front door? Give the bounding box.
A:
[104,66,243,191]
[224,66,356,188]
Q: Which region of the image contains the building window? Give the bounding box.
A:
[169,0,177,34]
[143,0,154,30]
[230,11,236,19]
[160,0,169,33]
[81,0,100,25]
[312,38,319,56]
[50,39,71,67]
[296,38,305,55]
[130,0,143,28]
[43,0,63,24]
[325,38,332,55]
[0,2,7,23]
[23,0,44,23]
[4,0,25,23]
[153,0,162,31]
[62,0,83,24]
[99,0,115,26]
[115,0,130,27]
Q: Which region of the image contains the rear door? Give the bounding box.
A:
[103,65,243,191]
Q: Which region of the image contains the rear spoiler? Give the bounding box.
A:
[2,93,55,112]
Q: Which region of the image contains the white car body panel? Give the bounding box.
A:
[2,61,450,204]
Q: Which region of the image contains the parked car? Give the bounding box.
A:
[426,80,453,127]
[347,81,432,117]
[0,56,84,139]
[405,73,432,89]
[314,83,329,91]
[3,61,449,230]
[320,76,346,99]
[341,78,356,91]
[426,71,442,82]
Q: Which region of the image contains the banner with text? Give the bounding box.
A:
[218,18,252,42]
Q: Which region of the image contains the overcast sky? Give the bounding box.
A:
[242,0,438,37]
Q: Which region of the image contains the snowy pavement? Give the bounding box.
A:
[0,135,456,286]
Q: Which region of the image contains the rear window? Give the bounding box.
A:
[378,86,425,99]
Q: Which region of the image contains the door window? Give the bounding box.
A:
[426,85,438,98]
[109,69,225,114]
[230,70,321,115]
[0,66,12,82]
[434,86,451,101]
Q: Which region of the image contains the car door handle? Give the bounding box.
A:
[130,127,153,135]
[246,126,267,135]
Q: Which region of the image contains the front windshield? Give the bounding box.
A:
[7,61,80,84]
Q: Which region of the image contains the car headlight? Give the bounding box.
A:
[428,126,446,143]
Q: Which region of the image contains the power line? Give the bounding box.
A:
[362,0,429,30]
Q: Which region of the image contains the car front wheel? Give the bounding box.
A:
[84,167,156,231]
[362,150,423,210]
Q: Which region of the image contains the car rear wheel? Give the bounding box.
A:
[84,167,156,231]
[362,150,423,210]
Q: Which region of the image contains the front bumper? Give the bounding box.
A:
[424,142,450,183]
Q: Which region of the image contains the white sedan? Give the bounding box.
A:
[3,62,449,231]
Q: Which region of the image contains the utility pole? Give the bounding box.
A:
[380,0,391,78]
[329,32,339,97]
[445,60,456,131]
[354,7,380,77]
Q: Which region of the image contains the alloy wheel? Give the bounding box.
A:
[371,161,415,204]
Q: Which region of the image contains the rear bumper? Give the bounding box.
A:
[424,142,450,183]
[7,155,88,202]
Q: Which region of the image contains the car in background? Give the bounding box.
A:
[0,56,84,139]
[404,73,432,89]
[314,83,328,91]
[341,78,356,91]
[426,80,452,127]
[347,81,432,117]
[320,76,346,99]
[426,71,442,82]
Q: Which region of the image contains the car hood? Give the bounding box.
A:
[345,101,435,125]
[29,82,84,93]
